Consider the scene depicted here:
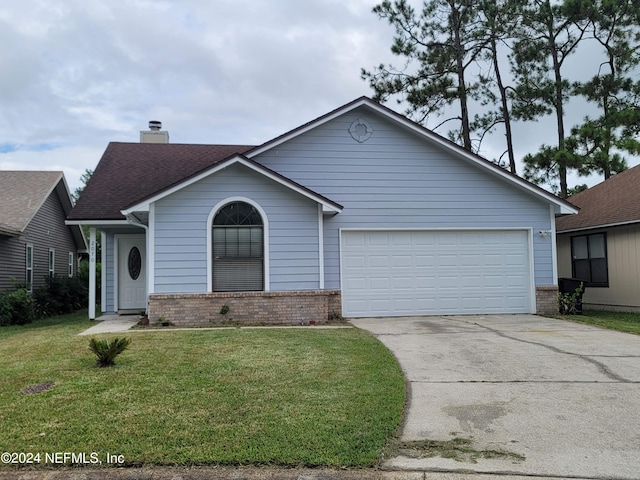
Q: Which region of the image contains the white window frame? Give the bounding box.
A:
[68,252,74,277]
[48,248,55,278]
[206,197,270,292]
[26,244,33,293]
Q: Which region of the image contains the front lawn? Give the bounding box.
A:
[557,309,640,335]
[0,312,405,468]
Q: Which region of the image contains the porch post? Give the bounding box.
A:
[89,227,96,320]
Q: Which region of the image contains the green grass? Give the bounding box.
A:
[0,312,405,468]
[557,309,640,335]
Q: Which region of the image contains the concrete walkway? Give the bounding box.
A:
[352,315,640,480]
[78,316,353,335]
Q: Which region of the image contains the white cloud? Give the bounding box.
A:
[0,0,636,195]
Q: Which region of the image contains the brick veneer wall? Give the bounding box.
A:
[148,290,342,327]
[536,285,558,316]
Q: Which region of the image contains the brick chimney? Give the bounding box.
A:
[140,120,169,143]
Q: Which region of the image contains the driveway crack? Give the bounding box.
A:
[469,322,631,383]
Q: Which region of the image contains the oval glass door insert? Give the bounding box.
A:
[128,247,142,280]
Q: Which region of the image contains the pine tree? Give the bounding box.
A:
[361,0,487,152]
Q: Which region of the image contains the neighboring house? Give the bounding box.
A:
[0,171,87,293]
[67,97,577,324]
[556,164,640,312]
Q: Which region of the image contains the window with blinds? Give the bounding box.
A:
[212,202,264,291]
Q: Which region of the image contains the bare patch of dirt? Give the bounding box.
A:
[21,381,55,395]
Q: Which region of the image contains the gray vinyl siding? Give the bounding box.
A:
[153,163,320,293]
[255,106,555,289]
[0,189,80,292]
[0,235,25,292]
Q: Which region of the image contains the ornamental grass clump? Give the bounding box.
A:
[88,337,131,368]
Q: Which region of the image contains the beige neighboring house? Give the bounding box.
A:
[556,164,640,312]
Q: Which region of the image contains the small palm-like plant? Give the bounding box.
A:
[88,337,131,368]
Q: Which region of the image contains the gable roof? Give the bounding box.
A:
[0,171,65,235]
[69,96,577,222]
[248,96,578,215]
[556,164,640,233]
[68,143,255,221]
[122,154,343,216]
[0,170,86,250]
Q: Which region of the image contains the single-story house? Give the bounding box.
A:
[0,171,87,293]
[66,97,577,324]
[556,164,640,312]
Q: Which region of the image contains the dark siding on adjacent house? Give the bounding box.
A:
[0,189,80,292]
[0,234,25,291]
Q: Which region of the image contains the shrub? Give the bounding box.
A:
[77,260,101,300]
[0,275,88,327]
[558,282,585,315]
[33,275,88,318]
[0,288,36,326]
[88,337,131,368]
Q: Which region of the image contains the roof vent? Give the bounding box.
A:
[140,121,169,144]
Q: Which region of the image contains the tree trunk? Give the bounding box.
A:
[547,6,568,198]
[491,36,516,173]
[452,2,473,151]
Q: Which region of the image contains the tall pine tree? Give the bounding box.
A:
[361,0,487,152]
[473,0,528,173]
[514,0,588,197]
[566,0,640,180]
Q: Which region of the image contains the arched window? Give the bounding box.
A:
[212,201,264,291]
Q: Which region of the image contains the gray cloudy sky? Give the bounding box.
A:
[0,0,635,194]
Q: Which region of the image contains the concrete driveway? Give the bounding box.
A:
[351,315,640,480]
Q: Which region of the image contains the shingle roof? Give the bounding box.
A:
[68,143,255,221]
[556,163,640,232]
[70,97,578,222]
[121,154,343,214]
[0,171,65,235]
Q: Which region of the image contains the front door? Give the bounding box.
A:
[118,236,146,311]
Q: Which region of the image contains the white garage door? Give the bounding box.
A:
[341,230,533,317]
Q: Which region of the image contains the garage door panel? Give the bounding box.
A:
[461,275,482,287]
[344,255,366,269]
[369,234,390,246]
[392,233,412,246]
[414,233,435,245]
[368,255,389,268]
[391,255,412,267]
[507,296,528,309]
[369,277,390,290]
[414,275,437,288]
[344,232,366,246]
[506,254,526,265]
[344,276,367,291]
[415,254,436,267]
[437,232,457,245]
[392,276,414,289]
[341,230,532,317]
[438,254,459,267]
